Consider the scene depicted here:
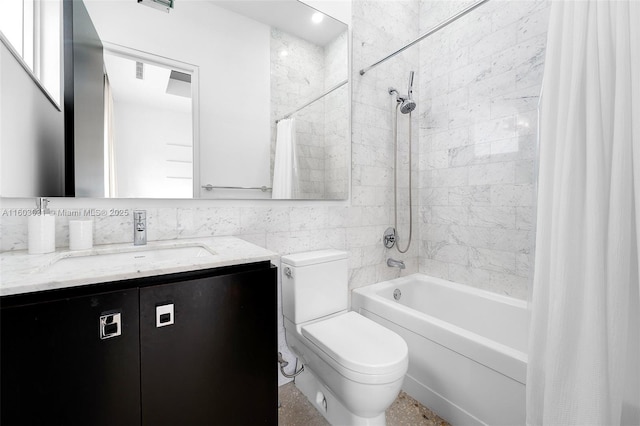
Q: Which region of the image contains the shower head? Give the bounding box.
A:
[399,98,416,114]
[389,71,416,114]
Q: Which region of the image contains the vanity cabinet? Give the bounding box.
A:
[0,261,277,426]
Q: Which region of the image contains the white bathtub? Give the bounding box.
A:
[351,274,528,426]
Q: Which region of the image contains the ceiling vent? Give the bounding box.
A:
[135,61,144,79]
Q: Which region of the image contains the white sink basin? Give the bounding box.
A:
[45,244,216,275]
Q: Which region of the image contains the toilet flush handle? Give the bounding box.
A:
[284,267,293,278]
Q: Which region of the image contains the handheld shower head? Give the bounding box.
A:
[407,70,414,99]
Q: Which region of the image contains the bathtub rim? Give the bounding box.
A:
[353,273,528,310]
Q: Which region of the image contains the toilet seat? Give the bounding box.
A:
[301,312,408,381]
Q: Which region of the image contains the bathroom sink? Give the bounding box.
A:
[45,244,217,275]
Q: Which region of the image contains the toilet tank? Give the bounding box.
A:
[281,250,348,324]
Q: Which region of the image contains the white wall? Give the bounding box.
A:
[84,0,271,196]
[113,101,192,198]
[0,42,65,197]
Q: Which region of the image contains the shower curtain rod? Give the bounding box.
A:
[359,0,491,76]
[275,79,348,123]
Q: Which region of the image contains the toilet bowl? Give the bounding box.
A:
[281,250,408,425]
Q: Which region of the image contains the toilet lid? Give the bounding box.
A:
[301,312,408,376]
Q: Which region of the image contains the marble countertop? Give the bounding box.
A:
[0,237,279,296]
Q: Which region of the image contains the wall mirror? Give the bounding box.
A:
[71,0,350,200]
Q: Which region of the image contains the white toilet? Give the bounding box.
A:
[281,249,408,426]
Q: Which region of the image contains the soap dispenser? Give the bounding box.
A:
[28,197,56,254]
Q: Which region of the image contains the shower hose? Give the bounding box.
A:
[393,102,412,254]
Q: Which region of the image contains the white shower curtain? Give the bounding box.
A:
[104,74,117,197]
[527,1,640,425]
[272,118,298,199]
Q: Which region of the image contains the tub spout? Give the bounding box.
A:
[387,258,405,269]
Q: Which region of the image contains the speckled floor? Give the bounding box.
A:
[277,382,450,426]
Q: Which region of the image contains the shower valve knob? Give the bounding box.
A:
[383,227,397,249]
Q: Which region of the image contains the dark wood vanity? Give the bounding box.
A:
[0,261,277,425]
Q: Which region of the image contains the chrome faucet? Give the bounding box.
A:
[387,258,405,269]
[133,210,147,245]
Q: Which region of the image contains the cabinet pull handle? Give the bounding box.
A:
[156,304,174,328]
[99,312,122,339]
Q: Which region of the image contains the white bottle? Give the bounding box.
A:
[28,198,56,255]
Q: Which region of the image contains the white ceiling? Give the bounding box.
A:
[210,0,347,46]
[104,52,192,112]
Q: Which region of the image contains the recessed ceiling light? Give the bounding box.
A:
[279,50,289,57]
[311,12,324,24]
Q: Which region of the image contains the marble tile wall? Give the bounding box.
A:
[270,27,350,200]
[293,103,327,199]
[351,0,423,278]
[417,0,550,299]
[270,28,327,199]
[323,31,350,200]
